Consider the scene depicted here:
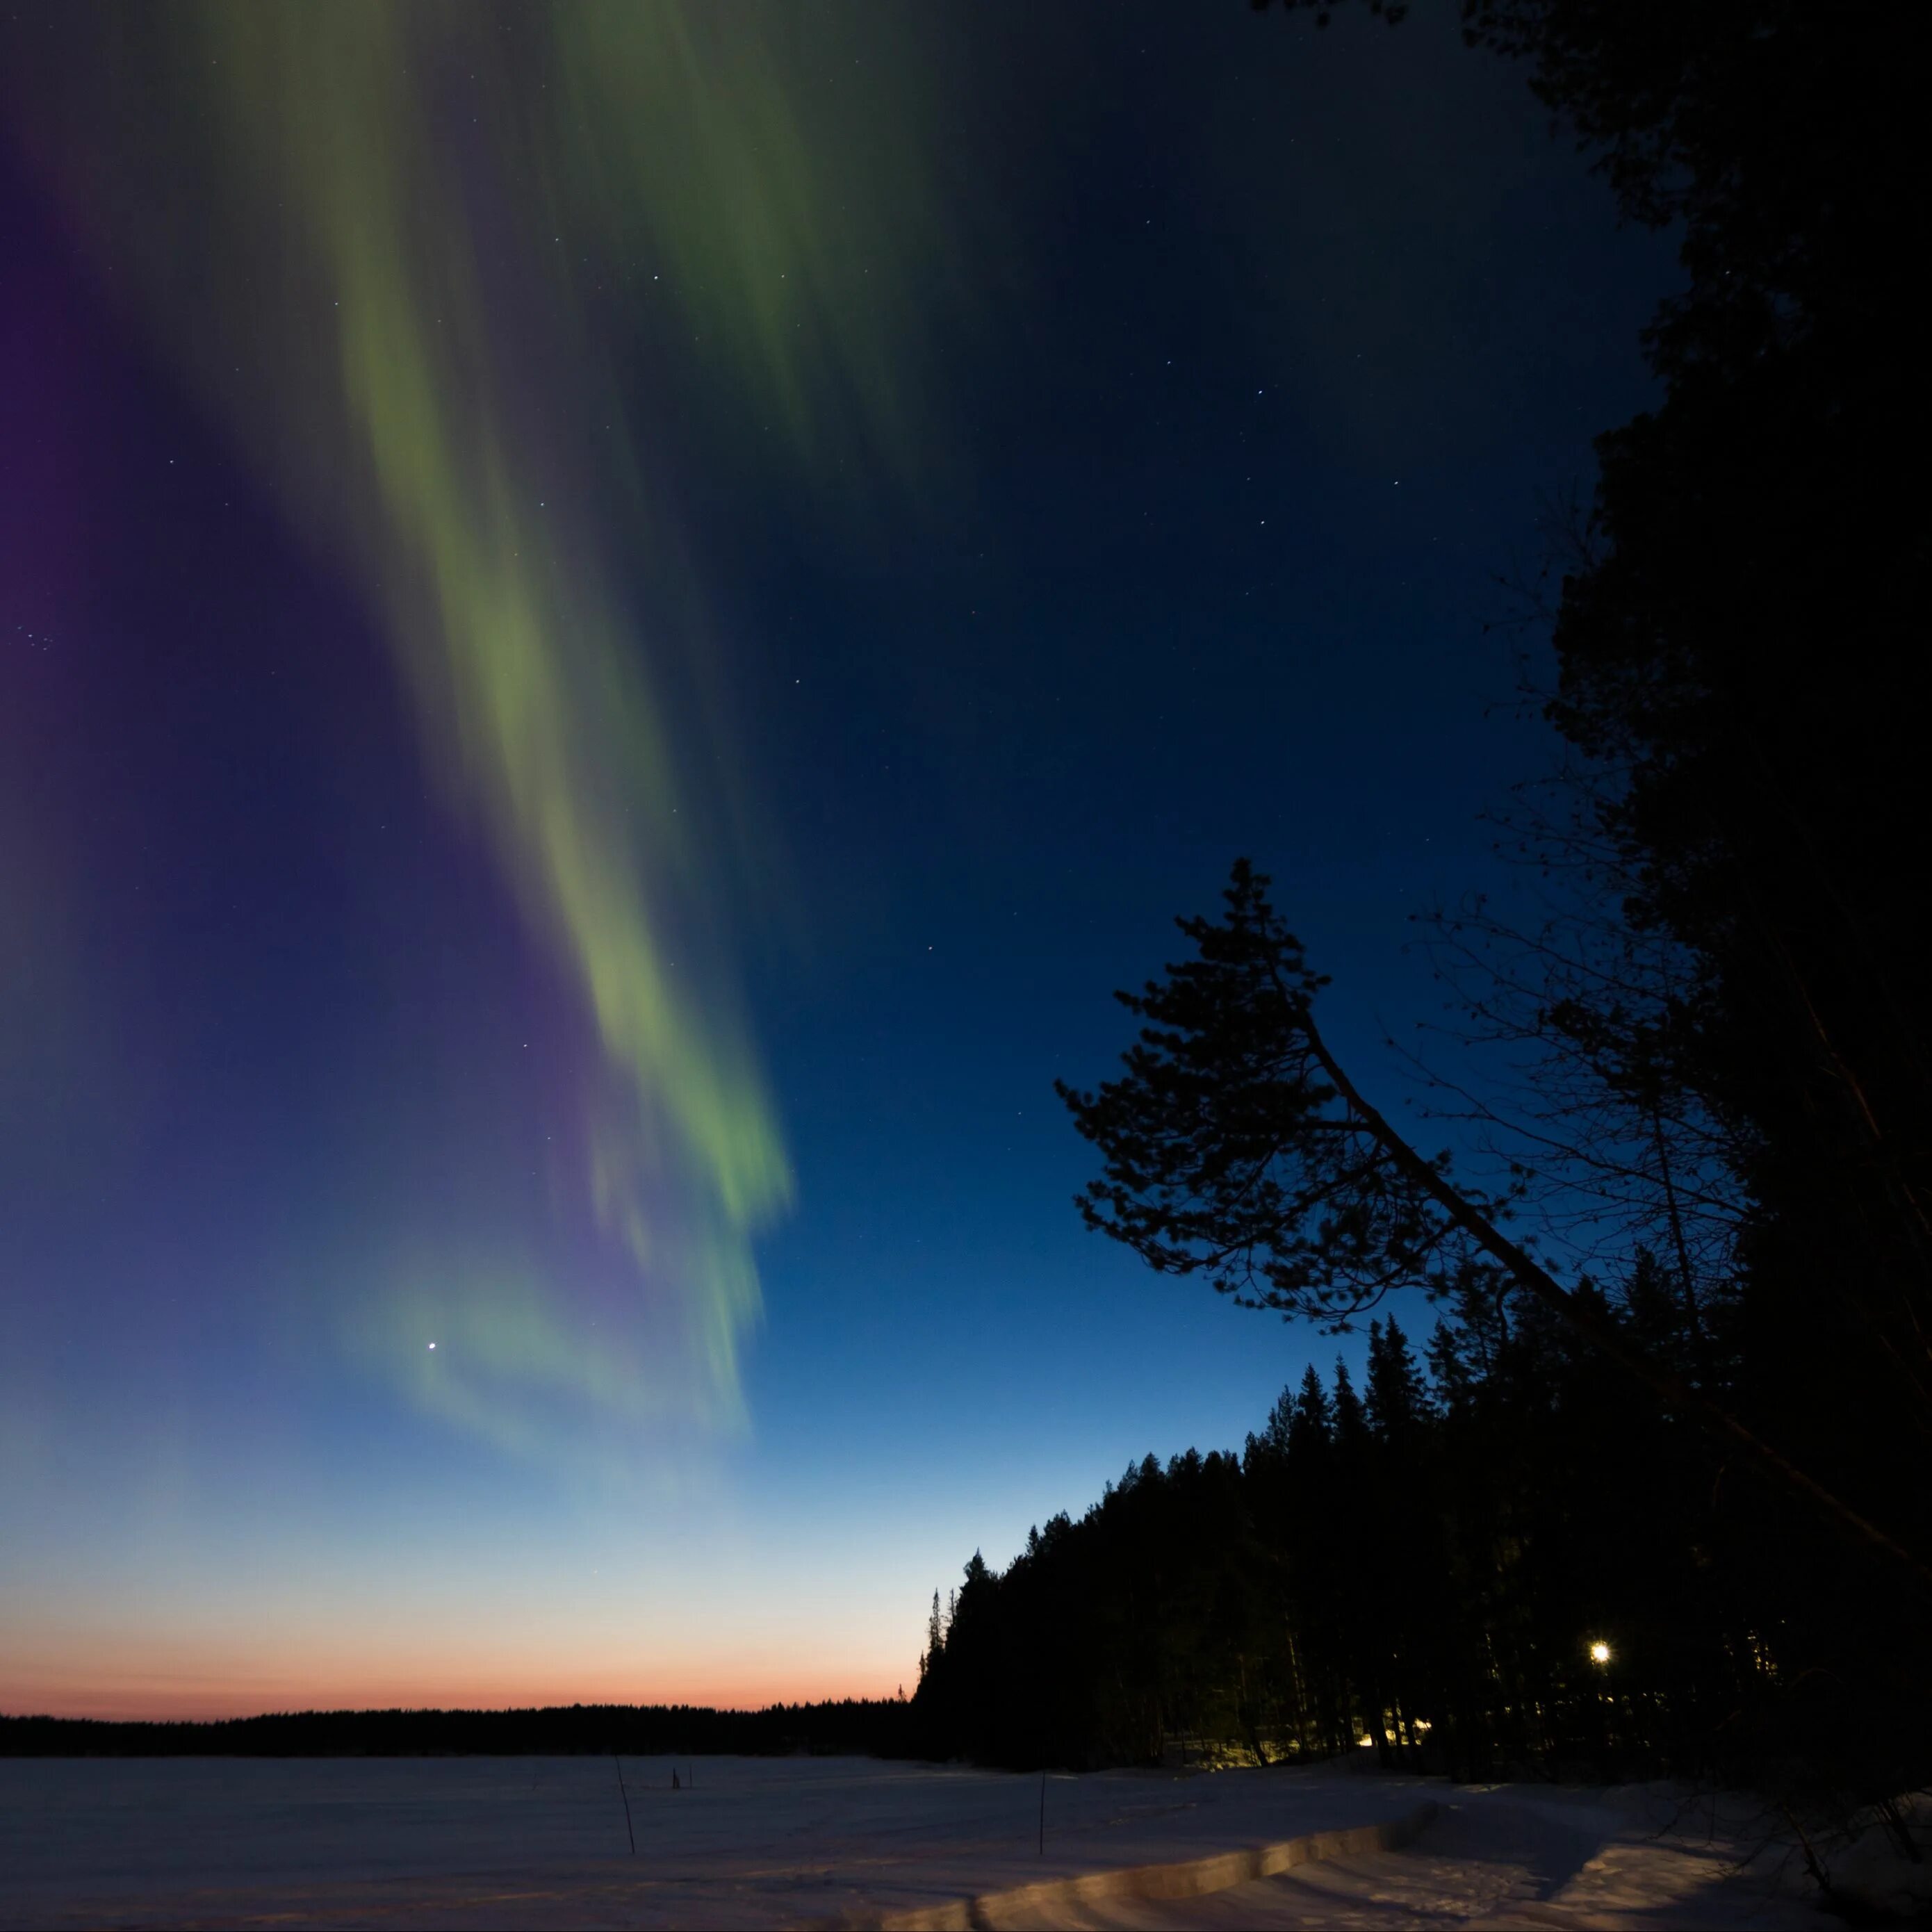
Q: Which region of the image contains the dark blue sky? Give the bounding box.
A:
[0,2,1672,1714]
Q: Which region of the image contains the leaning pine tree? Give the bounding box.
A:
[1054,860,1928,1588]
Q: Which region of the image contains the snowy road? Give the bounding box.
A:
[973,1784,1817,1928]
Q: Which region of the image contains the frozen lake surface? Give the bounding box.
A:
[0,1753,1818,1927]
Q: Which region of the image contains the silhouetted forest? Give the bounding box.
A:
[0,1701,916,1759]
[919,0,1929,1812]
[915,1291,1785,1780]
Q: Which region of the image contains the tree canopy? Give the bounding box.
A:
[919,0,1932,1817]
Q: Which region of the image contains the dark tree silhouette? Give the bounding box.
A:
[915,1,1932,1817]
[1260,0,1932,1645]
[912,1288,1758,1783]
[958,0,1931,1818]
[1,1700,918,1759]
[1058,862,1925,1580]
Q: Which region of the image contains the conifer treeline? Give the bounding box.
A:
[0,1700,916,1759]
[913,0,1932,1804]
[911,1274,1817,1782]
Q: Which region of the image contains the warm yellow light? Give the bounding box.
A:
[1589,1641,1612,1665]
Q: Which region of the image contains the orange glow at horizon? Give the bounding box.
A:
[1,1603,915,1724]
[5,1655,908,1726]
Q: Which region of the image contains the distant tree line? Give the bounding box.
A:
[0,1701,915,1760]
[918,0,1929,1813]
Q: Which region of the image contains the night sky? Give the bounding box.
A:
[0,3,1671,1718]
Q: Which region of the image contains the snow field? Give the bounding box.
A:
[0,1754,1822,1928]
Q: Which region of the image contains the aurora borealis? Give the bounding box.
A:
[1,3,1672,1717]
[10,3,948,1443]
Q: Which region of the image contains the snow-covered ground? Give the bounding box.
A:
[1024,1782,1823,1929]
[0,1753,1826,1928]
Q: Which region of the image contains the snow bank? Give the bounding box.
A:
[1823,1792,1932,1920]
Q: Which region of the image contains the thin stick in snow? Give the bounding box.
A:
[613,1753,635,1854]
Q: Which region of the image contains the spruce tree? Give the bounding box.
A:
[1287,1364,1332,1459]
[1366,1316,1426,1439]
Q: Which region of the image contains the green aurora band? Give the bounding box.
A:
[8,3,947,1450]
